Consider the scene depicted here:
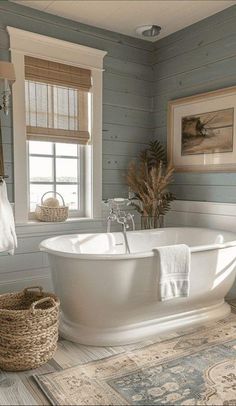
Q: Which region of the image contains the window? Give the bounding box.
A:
[24,57,91,217]
[28,141,84,215]
[9,27,106,223]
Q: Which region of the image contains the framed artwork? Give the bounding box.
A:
[168,86,236,172]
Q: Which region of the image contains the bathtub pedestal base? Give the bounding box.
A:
[59,301,231,346]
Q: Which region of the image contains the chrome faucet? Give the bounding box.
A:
[106,198,135,232]
[106,198,135,253]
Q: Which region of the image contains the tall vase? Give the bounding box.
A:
[141,215,164,230]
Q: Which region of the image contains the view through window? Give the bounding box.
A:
[28,140,82,213]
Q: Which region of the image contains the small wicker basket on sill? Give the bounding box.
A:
[35,191,69,222]
[0,286,60,371]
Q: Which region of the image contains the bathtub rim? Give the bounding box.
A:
[39,226,236,260]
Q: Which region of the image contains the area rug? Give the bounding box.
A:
[34,313,236,405]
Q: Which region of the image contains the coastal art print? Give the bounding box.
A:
[168,87,236,171]
[182,108,234,156]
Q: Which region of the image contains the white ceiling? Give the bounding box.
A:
[11,0,236,41]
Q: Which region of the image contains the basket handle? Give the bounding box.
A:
[23,286,43,295]
[41,191,65,206]
[30,297,57,313]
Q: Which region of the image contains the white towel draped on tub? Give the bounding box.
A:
[153,244,190,301]
[0,180,17,255]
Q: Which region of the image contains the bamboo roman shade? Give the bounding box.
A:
[24,56,91,145]
[25,56,91,91]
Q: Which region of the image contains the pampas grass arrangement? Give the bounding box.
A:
[127,140,175,224]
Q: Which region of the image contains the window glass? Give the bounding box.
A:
[29,141,81,213]
[29,156,53,182]
[29,141,53,155]
[56,158,78,183]
[30,184,52,211]
[56,143,77,157]
[56,185,78,210]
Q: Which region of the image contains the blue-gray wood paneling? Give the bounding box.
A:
[0,0,154,201]
[2,1,236,294]
[1,0,236,203]
[153,4,236,203]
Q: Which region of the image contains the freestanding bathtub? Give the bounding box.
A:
[40,227,236,346]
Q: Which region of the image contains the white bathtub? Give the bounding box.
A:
[40,227,236,346]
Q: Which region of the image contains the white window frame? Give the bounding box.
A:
[8,26,107,224]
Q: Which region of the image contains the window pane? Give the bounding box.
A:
[54,86,69,129]
[30,184,54,211]
[29,156,53,182]
[56,143,78,157]
[29,141,53,155]
[68,88,77,130]
[56,184,78,210]
[35,82,48,127]
[56,158,78,182]
[28,81,37,126]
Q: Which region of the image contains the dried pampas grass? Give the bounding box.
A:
[127,141,175,218]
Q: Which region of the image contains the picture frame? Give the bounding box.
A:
[167,86,236,172]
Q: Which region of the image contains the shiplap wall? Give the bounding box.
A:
[0,0,154,292]
[3,0,236,203]
[153,2,236,303]
[153,5,236,203]
[0,0,155,202]
[1,0,236,293]
[0,219,104,293]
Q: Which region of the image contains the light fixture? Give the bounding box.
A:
[136,25,161,38]
[0,61,16,115]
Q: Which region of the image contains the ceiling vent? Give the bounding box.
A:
[136,25,161,39]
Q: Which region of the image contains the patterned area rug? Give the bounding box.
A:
[34,312,236,405]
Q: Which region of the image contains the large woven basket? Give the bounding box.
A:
[35,191,69,222]
[0,286,60,371]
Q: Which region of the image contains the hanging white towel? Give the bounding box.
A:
[153,244,190,301]
[0,180,17,255]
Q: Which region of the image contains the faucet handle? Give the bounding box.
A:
[106,198,128,212]
[108,212,117,221]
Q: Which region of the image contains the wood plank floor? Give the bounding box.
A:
[1,302,236,406]
[0,335,170,405]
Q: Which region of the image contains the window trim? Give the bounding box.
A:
[8,26,107,224]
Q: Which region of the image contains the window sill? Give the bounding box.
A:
[21,216,101,226]
[15,217,104,238]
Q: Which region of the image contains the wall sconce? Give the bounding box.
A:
[0,61,16,115]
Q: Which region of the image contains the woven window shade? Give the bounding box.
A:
[25,56,91,145]
[25,56,91,91]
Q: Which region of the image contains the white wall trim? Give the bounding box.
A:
[166,200,236,232]
[8,26,107,223]
[170,200,236,216]
[7,27,107,70]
